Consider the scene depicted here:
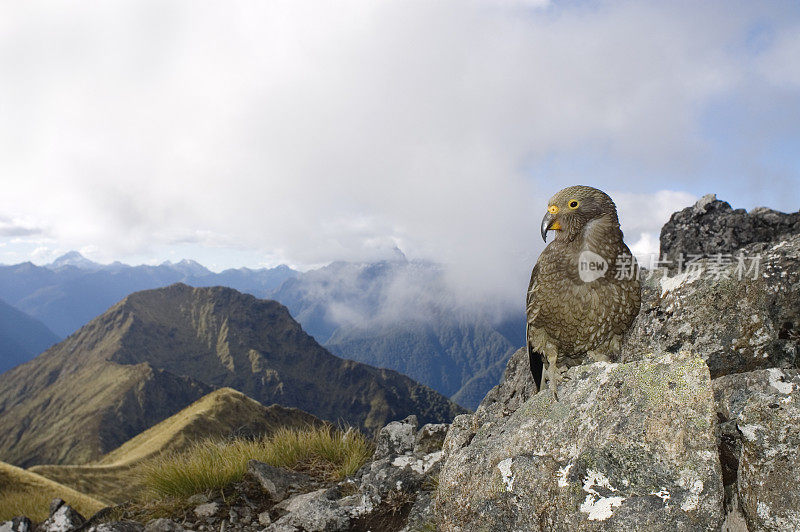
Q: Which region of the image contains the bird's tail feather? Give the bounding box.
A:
[528,344,544,392]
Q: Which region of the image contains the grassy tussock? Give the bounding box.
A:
[137,426,373,499]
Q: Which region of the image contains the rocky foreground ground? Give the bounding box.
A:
[3,195,799,532]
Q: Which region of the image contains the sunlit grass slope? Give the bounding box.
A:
[30,388,323,504]
[0,461,106,522]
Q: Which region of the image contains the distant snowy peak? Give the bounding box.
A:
[159,259,211,277]
[47,251,102,271]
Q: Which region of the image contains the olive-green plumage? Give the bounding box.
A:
[526,185,641,398]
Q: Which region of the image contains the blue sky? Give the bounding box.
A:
[0,0,798,300]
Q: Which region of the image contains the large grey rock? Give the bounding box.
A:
[622,234,800,378]
[436,352,724,531]
[247,460,313,502]
[374,415,418,460]
[0,517,31,532]
[660,194,800,265]
[714,369,800,531]
[40,501,85,532]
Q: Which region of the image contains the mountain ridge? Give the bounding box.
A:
[0,283,464,467]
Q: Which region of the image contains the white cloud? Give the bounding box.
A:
[613,190,697,264]
[0,1,797,302]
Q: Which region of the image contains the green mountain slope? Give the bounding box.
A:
[0,284,464,467]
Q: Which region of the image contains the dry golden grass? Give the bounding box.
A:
[0,461,106,522]
[30,388,323,504]
[137,426,373,499]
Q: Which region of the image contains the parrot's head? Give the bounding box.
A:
[541,185,619,242]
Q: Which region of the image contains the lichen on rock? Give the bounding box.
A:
[436,351,724,531]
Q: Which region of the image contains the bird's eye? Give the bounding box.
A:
[568,200,579,209]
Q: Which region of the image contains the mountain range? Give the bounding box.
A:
[0,253,298,337]
[0,298,60,374]
[0,284,463,467]
[0,252,524,408]
[273,259,524,409]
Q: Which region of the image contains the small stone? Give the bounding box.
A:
[194,502,220,519]
[144,518,184,532]
[88,522,144,532]
[187,494,210,505]
[257,511,272,526]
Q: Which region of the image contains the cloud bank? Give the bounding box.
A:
[1,0,798,302]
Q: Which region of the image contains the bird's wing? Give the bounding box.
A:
[526,262,544,390]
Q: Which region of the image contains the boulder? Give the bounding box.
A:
[622,234,800,378]
[714,368,800,531]
[660,194,800,266]
[247,460,314,503]
[436,351,724,531]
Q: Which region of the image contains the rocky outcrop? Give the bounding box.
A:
[433,195,799,531]
[436,351,724,531]
[660,194,800,266]
[622,233,799,378]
